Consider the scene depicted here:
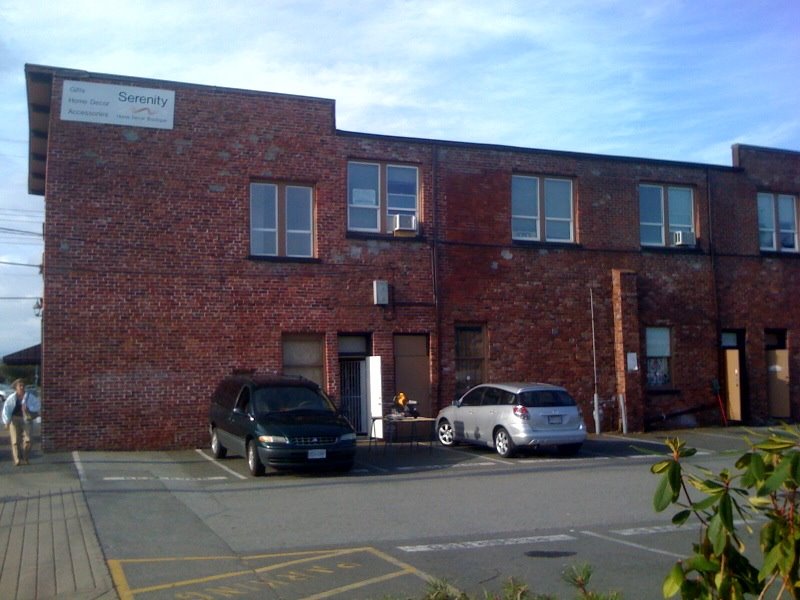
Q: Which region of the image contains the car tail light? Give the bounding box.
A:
[513,405,529,419]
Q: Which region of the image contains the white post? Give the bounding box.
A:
[618,394,628,434]
[367,356,383,438]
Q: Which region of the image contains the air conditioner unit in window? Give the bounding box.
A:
[672,231,696,247]
[390,214,417,234]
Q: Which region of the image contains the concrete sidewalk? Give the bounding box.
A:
[0,425,117,600]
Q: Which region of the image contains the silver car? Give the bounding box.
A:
[436,383,587,457]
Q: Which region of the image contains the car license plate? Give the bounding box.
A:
[308,449,326,460]
[548,415,562,425]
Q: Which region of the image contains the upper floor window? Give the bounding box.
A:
[347,161,418,233]
[639,184,695,247]
[250,182,314,258]
[758,192,798,252]
[511,175,574,242]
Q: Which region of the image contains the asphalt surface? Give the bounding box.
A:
[0,424,780,599]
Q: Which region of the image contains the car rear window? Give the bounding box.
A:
[253,385,334,414]
[518,390,576,408]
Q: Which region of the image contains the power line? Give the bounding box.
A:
[0,260,41,268]
[0,227,42,237]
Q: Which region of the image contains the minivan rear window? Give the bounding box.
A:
[254,386,334,414]
[519,390,576,408]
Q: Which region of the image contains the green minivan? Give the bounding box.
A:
[209,373,357,476]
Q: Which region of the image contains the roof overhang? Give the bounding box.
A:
[25,65,54,197]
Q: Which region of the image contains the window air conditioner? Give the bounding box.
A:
[672,231,696,247]
[390,214,417,233]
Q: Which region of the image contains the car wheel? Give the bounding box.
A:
[210,427,227,459]
[247,440,265,476]
[494,427,515,458]
[437,419,455,446]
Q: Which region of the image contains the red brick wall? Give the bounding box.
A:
[35,68,800,449]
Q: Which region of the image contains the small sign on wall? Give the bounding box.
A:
[61,80,175,130]
[626,352,639,372]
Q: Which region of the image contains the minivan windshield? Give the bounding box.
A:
[253,386,334,414]
[518,390,576,408]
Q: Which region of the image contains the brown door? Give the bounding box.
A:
[725,349,742,421]
[767,349,790,418]
[394,335,431,416]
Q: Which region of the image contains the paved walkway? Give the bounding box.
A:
[0,425,117,600]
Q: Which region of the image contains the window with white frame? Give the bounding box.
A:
[639,184,695,246]
[511,175,574,242]
[250,182,314,258]
[645,327,671,387]
[758,192,798,252]
[347,161,418,233]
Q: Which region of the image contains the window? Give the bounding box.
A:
[347,161,418,233]
[639,184,694,246]
[460,387,484,406]
[512,175,574,242]
[758,192,798,252]
[645,327,671,387]
[250,183,313,258]
[455,325,486,398]
[282,334,325,386]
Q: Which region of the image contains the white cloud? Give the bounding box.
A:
[0,0,799,353]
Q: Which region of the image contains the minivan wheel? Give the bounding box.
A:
[247,440,265,476]
[210,427,227,459]
[437,420,455,446]
[494,427,515,458]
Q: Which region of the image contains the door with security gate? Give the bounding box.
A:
[340,359,368,434]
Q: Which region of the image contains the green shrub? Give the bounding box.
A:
[652,427,800,598]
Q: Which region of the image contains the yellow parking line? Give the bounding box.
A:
[108,546,463,599]
[303,569,410,599]
[107,560,133,600]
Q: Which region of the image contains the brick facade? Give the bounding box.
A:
[25,65,800,450]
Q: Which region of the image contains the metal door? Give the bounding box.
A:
[340,359,368,434]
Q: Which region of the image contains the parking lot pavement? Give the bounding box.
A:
[0,424,783,600]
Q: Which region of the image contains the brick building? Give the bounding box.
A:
[24,65,799,451]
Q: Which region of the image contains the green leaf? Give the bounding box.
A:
[654,474,674,512]
[708,513,727,555]
[755,438,796,452]
[684,555,719,573]
[671,509,692,526]
[668,462,682,498]
[651,460,672,474]
[691,495,718,512]
[760,455,793,494]
[687,477,725,495]
[749,495,773,509]
[662,562,684,598]
[760,543,784,580]
[719,493,734,532]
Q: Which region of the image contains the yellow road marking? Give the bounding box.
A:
[107,546,463,599]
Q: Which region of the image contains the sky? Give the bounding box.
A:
[0,0,799,358]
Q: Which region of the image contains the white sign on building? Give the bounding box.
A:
[60,80,175,130]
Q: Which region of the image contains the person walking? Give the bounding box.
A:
[2,379,40,466]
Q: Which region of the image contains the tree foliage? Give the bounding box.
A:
[652,427,800,599]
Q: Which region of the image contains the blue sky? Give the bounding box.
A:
[0,0,798,357]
